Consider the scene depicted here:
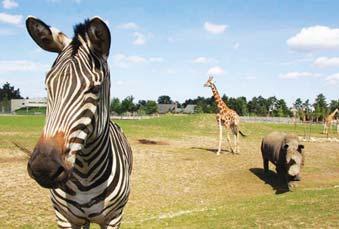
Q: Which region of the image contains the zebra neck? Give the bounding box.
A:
[76,121,111,171]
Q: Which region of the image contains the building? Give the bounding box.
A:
[10,98,47,113]
[157,103,177,114]
[157,103,197,114]
[182,104,196,114]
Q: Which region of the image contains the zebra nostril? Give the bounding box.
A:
[50,166,65,181]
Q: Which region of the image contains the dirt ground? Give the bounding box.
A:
[0,133,338,228]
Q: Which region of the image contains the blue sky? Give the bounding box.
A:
[0,0,338,105]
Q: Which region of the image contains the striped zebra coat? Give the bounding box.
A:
[26,17,132,228]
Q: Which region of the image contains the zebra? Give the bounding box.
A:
[25,16,133,228]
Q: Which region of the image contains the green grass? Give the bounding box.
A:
[14,107,46,115]
[0,114,325,150]
[0,114,338,228]
[129,188,339,228]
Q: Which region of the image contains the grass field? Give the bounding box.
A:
[0,114,338,228]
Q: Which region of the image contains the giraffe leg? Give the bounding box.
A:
[217,119,222,155]
[233,132,239,154]
[226,131,234,153]
[323,123,328,134]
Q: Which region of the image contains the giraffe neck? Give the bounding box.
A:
[210,83,229,112]
[329,109,338,119]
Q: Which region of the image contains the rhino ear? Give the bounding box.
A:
[298,144,304,151]
[283,144,289,150]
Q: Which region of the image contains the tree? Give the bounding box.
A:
[225,96,248,116]
[110,98,122,114]
[273,99,289,117]
[313,94,328,121]
[138,100,147,107]
[144,100,158,114]
[236,96,248,116]
[329,99,339,112]
[174,101,182,108]
[303,99,312,121]
[121,96,136,113]
[0,82,23,113]
[0,82,23,101]
[329,99,339,119]
[293,98,303,120]
[157,95,173,104]
[294,98,303,110]
[194,104,204,113]
[248,96,268,116]
[266,96,278,116]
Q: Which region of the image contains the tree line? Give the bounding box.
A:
[111,93,338,121]
[182,94,338,121]
[0,82,338,121]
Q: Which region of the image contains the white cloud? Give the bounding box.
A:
[149,57,164,62]
[127,55,147,63]
[326,73,339,85]
[279,72,319,79]
[116,80,124,86]
[204,22,228,34]
[233,42,240,49]
[133,32,146,45]
[244,76,256,80]
[192,57,217,64]
[287,26,339,51]
[280,57,313,66]
[207,66,225,75]
[193,57,209,64]
[314,57,339,68]
[112,53,164,68]
[0,12,22,25]
[117,22,139,30]
[2,0,18,9]
[166,69,176,75]
[0,60,48,73]
[112,54,145,68]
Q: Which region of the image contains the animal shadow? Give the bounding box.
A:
[249,168,289,194]
[191,147,232,155]
[138,139,169,145]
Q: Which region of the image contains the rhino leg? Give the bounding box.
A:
[293,174,301,181]
[276,166,287,181]
[263,159,269,173]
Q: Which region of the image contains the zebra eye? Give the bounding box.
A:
[86,85,101,94]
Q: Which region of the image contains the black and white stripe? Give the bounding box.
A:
[26,17,132,228]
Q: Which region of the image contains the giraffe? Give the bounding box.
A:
[323,108,338,136]
[204,76,245,155]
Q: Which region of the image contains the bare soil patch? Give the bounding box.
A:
[138,138,169,145]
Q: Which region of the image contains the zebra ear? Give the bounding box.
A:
[26,16,70,53]
[87,17,111,58]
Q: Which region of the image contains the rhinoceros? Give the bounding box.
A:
[261,132,305,189]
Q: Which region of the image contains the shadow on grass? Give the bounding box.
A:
[191,147,233,155]
[249,168,289,194]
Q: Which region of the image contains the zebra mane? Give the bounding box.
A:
[71,19,91,55]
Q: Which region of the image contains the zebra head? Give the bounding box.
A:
[26,17,111,189]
